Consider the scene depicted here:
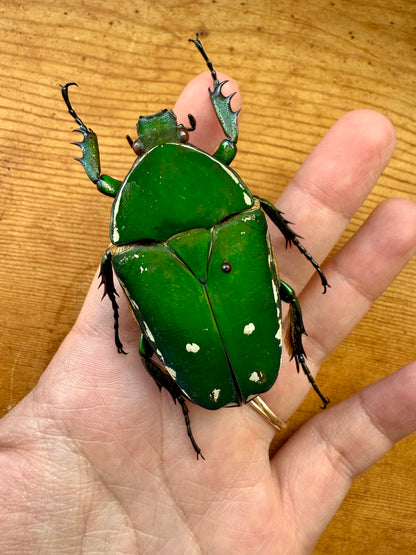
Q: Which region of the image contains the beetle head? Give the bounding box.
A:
[130,109,195,155]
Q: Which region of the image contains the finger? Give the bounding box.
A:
[264,197,415,414]
[271,110,396,293]
[304,197,416,358]
[271,361,416,552]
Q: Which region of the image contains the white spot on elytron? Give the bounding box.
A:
[165,366,176,379]
[243,192,252,206]
[243,323,255,335]
[275,327,282,347]
[249,370,265,384]
[111,188,123,243]
[186,343,200,353]
[272,278,279,305]
[269,250,282,326]
[210,388,221,402]
[139,265,148,273]
[249,371,261,383]
[275,299,280,319]
[142,321,155,343]
[128,297,139,312]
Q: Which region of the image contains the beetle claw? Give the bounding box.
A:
[141,354,204,459]
[99,249,127,355]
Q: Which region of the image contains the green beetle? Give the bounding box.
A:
[61,35,329,459]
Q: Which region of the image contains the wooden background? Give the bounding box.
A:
[0,0,414,552]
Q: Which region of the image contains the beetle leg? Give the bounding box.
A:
[280,281,330,409]
[99,249,126,354]
[139,335,204,460]
[259,197,330,293]
[189,35,239,165]
[61,83,122,197]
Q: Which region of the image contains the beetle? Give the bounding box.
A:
[61,35,329,459]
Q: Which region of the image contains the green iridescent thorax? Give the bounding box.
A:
[110,143,254,245]
[135,109,185,152]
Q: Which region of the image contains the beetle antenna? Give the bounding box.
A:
[189,34,219,87]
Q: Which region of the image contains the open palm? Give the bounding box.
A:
[0,72,414,554]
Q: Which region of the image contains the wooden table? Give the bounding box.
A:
[0,1,414,552]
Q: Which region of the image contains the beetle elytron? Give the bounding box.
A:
[61,35,329,458]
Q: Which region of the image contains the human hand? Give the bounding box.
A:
[0,72,414,554]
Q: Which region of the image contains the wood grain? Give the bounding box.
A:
[0,0,414,552]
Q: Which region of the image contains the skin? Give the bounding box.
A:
[0,72,415,554]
